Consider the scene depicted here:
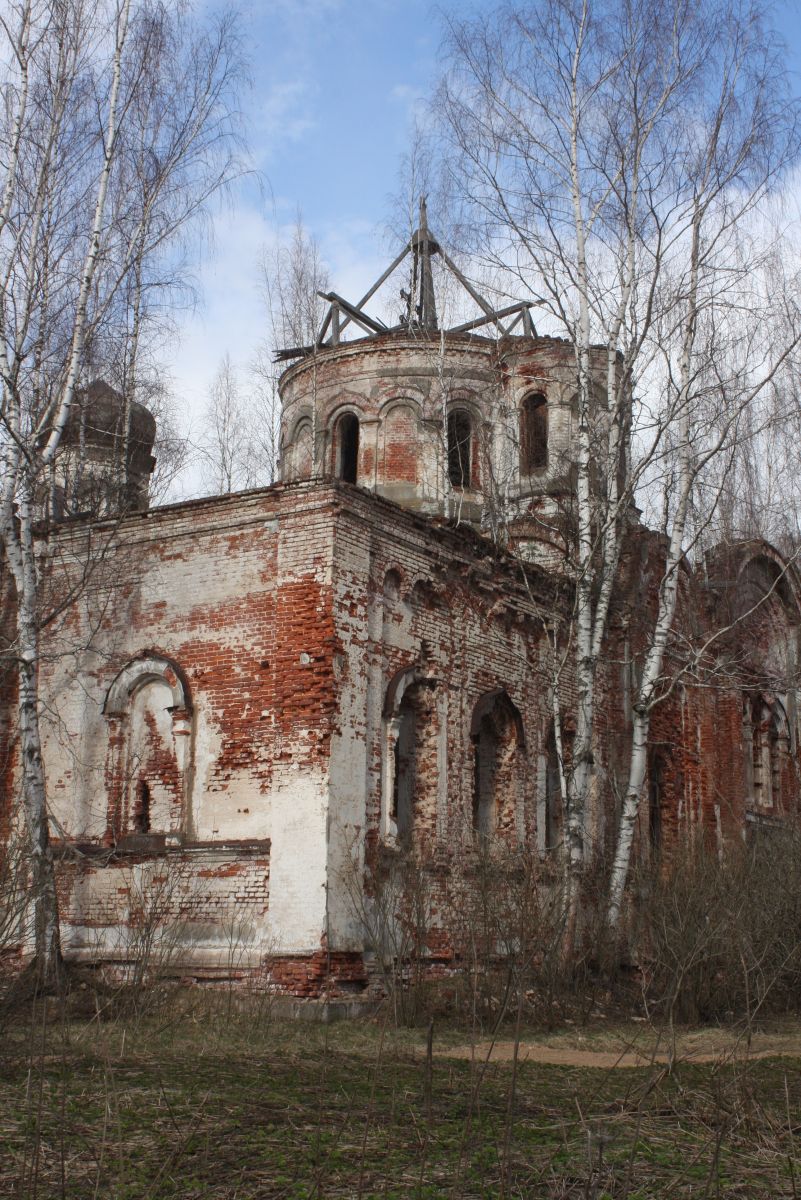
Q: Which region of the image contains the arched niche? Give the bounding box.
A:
[726,550,801,710]
[381,401,419,484]
[383,568,402,602]
[735,553,798,616]
[105,655,190,716]
[471,690,525,841]
[285,416,314,481]
[104,655,193,840]
[408,576,440,613]
[381,666,439,843]
[744,693,789,811]
[540,723,562,856]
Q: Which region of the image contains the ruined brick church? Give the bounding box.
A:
[3,205,800,997]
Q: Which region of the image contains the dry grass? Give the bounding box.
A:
[1,995,800,1198]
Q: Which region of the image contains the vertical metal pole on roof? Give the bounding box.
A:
[417,196,439,332]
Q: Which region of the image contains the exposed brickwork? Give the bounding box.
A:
[382,403,419,484]
[54,841,270,969]
[268,950,367,998]
[3,328,800,999]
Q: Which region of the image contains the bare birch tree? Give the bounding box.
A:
[199,352,251,493]
[436,0,801,937]
[253,214,329,478]
[705,358,801,554]
[262,215,330,354]
[194,218,330,495]
[0,0,241,984]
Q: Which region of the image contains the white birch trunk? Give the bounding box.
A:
[1,0,131,984]
[1,476,62,981]
[0,4,31,236]
[0,0,240,987]
[564,3,595,933]
[606,206,702,931]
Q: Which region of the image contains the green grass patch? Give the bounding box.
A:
[1,1001,800,1198]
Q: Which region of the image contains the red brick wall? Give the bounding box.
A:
[4,477,799,995]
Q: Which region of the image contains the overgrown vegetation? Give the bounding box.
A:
[632,830,801,1028]
[3,829,801,1195]
[345,827,801,1036]
[2,997,801,1198]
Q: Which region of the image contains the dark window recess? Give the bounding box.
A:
[521,394,548,471]
[393,693,420,842]
[472,692,522,841]
[336,413,359,483]
[771,724,782,807]
[134,779,151,834]
[473,717,499,837]
[447,410,472,487]
[391,736,400,821]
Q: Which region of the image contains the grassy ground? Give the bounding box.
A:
[2,996,801,1198]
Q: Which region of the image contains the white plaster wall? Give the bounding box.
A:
[324,532,372,950]
[266,771,329,952]
[127,679,181,831]
[42,677,108,840]
[32,492,340,962]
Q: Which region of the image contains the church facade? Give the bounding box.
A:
[2,212,799,997]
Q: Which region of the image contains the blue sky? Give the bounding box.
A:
[170,0,801,478]
[248,0,436,227]
[171,0,447,453]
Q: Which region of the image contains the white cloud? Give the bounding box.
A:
[390,83,424,103]
[167,206,271,415]
[162,204,394,496]
[253,79,317,151]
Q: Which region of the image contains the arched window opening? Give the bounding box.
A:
[752,696,770,807]
[472,692,524,841]
[521,394,548,472]
[105,655,193,840]
[447,409,472,488]
[383,671,439,844]
[771,721,783,808]
[335,412,359,484]
[134,779,151,834]
[474,715,499,838]
[745,695,788,810]
[392,700,416,841]
[743,699,755,799]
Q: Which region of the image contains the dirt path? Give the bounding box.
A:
[435,1030,801,1069]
